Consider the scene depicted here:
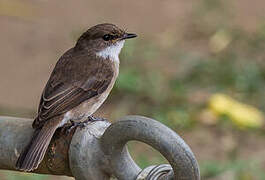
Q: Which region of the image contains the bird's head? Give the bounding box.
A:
[75,23,137,61]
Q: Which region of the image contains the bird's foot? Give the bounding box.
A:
[61,120,86,134]
[69,116,106,129]
[87,115,107,122]
[61,116,106,135]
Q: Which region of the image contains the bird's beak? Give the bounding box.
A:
[121,33,137,40]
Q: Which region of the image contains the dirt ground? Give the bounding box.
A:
[1,0,264,110]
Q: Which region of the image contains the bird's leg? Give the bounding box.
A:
[61,116,106,134]
[71,120,86,129]
[79,115,107,126]
[61,120,85,134]
[87,115,107,122]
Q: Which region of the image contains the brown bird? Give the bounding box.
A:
[16,23,137,171]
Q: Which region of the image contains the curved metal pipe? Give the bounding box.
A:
[0,115,200,180]
[0,116,73,176]
[101,115,200,180]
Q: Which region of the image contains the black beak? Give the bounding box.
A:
[122,33,137,40]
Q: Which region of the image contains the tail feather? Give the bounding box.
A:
[24,132,48,170]
[15,129,40,169]
[23,133,43,169]
[31,129,54,170]
[25,129,51,169]
[16,124,58,171]
[27,138,47,170]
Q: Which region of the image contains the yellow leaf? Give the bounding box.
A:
[209,29,231,53]
[209,93,264,129]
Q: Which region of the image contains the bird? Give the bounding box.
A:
[15,23,137,171]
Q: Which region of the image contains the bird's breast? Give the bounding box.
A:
[65,70,118,122]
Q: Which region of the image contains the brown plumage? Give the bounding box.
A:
[16,23,137,171]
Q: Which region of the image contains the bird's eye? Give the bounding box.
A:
[102,34,113,41]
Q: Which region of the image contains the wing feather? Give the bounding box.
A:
[33,49,114,128]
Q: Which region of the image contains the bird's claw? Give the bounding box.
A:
[61,120,86,135]
[61,116,106,135]
[87,115,107,122]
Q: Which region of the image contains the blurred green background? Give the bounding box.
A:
[0,0,265,179]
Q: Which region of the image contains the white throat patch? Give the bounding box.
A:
[96,40,125,63]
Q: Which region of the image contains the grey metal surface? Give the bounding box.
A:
[0,115,200,180]
[101,115,200,180]
[136,164,172,180]
[0,116,73,176]
[0,116,33,170]
[69,120,113,180]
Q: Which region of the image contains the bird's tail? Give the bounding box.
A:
[15,122,58,171]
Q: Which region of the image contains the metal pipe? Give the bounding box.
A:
[0,116,73,176]
[101,115,200,180]
[0,115,200,180]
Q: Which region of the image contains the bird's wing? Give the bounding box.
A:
[33,49,114,128]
